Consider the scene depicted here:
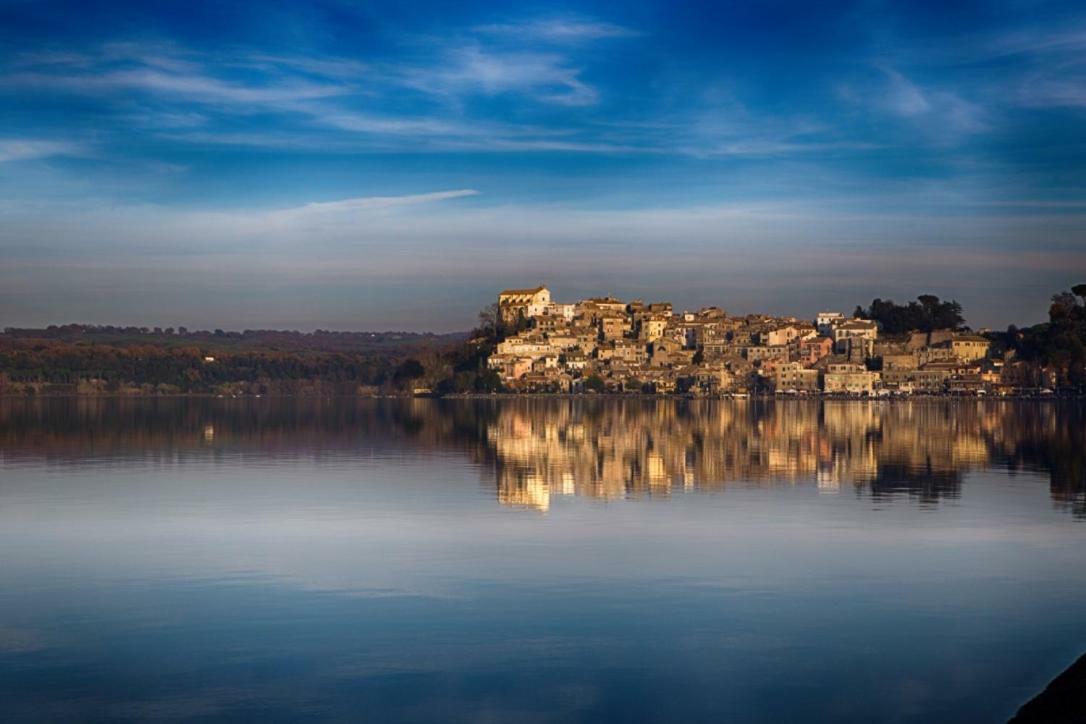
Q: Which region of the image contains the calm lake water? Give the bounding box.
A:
[1,397,1084,722]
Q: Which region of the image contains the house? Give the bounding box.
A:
[693,363,737,395]
[816,312,844,336]
[546,303,576,321]
[741,345,789,363]
[832,319,878,353]
[563,351,590,371]
[841,335,876,363]
[545,332,579,351]
[774,362,821,392]
[498,286,551,323]
[950,334,990,362]
[759,324,806,347]
[533,313,567,333]
[487,354,533,381]
[579,296,627,320]
[599,314,632,340]
[650,338,685,367]
[637,315,669,341]
[798,336,834,365]
[617,339,649,364]
[823,362,879,394]
[495,335,555,359]
[882,352,919,370]
[918,345,957,366]
[881,366,951,392]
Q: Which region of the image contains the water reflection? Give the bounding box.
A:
[1,397,1083,517]
[1,397,1085,723]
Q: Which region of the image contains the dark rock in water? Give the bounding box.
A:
[1010,653,1086,723]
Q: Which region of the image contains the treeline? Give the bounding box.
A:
[1000,285,1086,386]
[0,315,501,396]
[0,340,408,395]
[414,304,516,395]
[853,294,965,335]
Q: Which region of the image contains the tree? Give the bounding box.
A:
[1006,284,1086,387]
[391,358,425,387]
[854,294,965,334]
[584,374,606,393]
[475,303,501,339]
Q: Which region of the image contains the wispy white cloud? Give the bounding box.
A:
[398,46,598,106]
[315,110,480,138]
[878,22,1086,112]
[683,140,884,158]
[0,139,87,163]
[232,53,370,80]
[914,25,1086,64]
[838,67,989,138]
[881,68,931,116]
[7,67,350,106]
[474,17,639,43]
[268,189,479,222]
[3,38,605,150]
[1017,78,1086,108]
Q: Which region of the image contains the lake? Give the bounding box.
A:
[0,397,1083,722]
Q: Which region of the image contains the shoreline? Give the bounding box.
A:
[0,392,1081,401]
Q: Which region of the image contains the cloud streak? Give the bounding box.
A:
[269,189,479,221]
[474,16,639,42]
[0,139,87,162]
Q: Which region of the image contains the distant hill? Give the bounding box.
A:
[0,324,470,396]
[2,324,467,353]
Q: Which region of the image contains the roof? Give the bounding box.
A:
[499,285,547,296]
[839,319,878,328]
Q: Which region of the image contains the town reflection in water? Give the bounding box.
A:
[478,399,1085,514]
[1,397,1083,517]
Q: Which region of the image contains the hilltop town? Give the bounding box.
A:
[485,285,1038,396]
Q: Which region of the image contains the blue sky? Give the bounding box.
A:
[1,0,1085,330]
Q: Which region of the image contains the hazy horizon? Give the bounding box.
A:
[0,279,1053,335]
[3,1,1085,331]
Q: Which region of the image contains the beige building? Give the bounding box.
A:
[816,312,845,335]
[823,363,879,394]
[599,314,632,340]
[638,315,670,342]
[498,286,551,323]
[774,362,821,392]
[833,319,878,352]
[951,335,990,361]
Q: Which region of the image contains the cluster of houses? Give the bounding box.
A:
[485,285,1016,395]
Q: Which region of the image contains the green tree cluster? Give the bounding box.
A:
[1006,284,1086,387]
[853,294,965,334]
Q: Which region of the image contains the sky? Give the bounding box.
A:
[1,0,1085,332]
